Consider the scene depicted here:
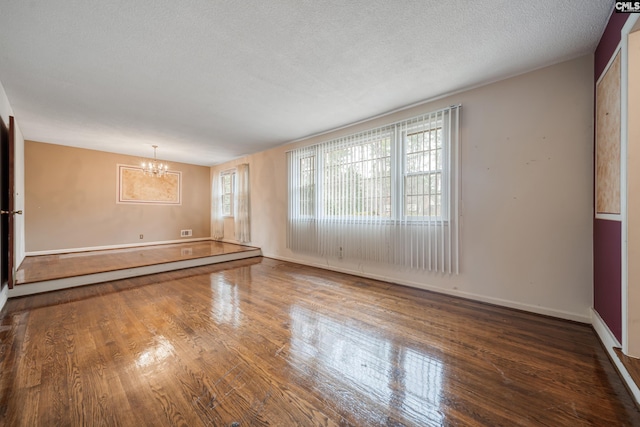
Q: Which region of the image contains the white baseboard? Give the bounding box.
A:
[9,249,262,298]
[214,237,250,246]
[265,254,591,323]
[591,307,622,347]
[0,285,7,312]
[25,237,213,256]
[591,308,640,406]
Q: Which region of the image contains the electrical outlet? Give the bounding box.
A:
[338,246,343,259]
[180,229,193,237]
[139,234,143,239]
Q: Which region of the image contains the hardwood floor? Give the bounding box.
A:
[615,348,640,400]
[1,257,638,426]
[15,241,257,284]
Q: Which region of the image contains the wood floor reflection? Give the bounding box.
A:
[1,257,638,426]
[15,241,257,284]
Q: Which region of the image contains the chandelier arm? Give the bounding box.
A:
[141,145,168,177]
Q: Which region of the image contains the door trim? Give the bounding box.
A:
[7,116,15,289]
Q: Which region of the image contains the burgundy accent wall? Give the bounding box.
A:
[593,12,628,342]
[595,13,629,78]
[594,219,622,340]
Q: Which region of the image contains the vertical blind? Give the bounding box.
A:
[287,105,460,273]
[234,163,251,243]
[211,173,224,239]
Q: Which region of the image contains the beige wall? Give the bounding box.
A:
[213,55,595,322]
[26,141,211,252]
[627,30,640,357]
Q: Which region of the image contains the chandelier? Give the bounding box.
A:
[141,145,169,177]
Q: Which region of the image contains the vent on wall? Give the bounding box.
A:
[180,229,192,237]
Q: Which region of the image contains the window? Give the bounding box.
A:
[287,106,460,273]
[221,171,235,217]
[322,133,392,218]
[403,121,444,218]
[291,113,451,222]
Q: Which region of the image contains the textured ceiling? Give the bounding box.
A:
[0,1,612,166]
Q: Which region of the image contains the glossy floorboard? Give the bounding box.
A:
[615,348,640,397]
[15,241,257,284]
[1,257,639,426]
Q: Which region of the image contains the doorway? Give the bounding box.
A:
[0,116,14,289]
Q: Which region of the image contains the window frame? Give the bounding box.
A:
[317,131,394,221]
[294,111,452,224]
[220,169,236,218]
[400,116,449,222]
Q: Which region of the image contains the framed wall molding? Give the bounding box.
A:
[595,47,622,218]
[117,164,182,205]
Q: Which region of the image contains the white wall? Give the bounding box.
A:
[0,78,26,311]
[213,55,595,322]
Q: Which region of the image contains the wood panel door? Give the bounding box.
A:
[0,116,16,289]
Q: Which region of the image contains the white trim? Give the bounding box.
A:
[9,249,262,298]
[25,237,211,257]
[591,308,640,405]
[621,20,630,354]
[620,12,640,355]
[0,285,7,312]
[265,254,590,323]
[623,8,640,34]
[595,213,622,221]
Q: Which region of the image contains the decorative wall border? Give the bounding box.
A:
[117,164,182,205]
[595,46,622,218]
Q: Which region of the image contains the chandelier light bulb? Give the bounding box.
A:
[141,145,168,178]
